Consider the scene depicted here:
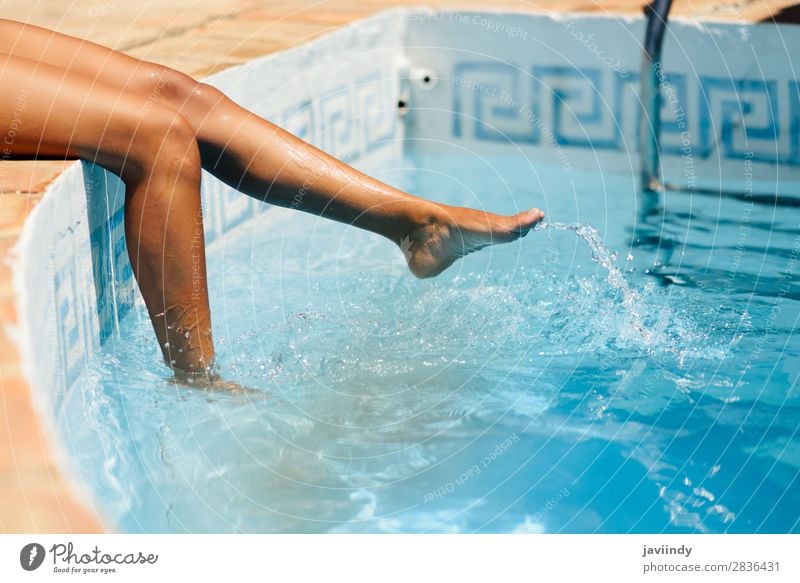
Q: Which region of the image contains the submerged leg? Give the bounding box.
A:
[1,19,545,277]
[0,53,213,373]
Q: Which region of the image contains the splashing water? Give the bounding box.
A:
[534,221,664,346]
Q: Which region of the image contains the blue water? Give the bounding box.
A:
[61,148,800,533]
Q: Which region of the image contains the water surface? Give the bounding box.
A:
[62,148,800,533]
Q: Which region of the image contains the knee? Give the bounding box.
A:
[133,65,222,113]
[130,106,200,177]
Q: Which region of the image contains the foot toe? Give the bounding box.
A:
[514,208,545,233]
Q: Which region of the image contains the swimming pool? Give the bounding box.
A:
[16,10,800,533]
[59,142,798,532]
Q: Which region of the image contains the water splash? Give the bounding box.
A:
[535,221,663,346]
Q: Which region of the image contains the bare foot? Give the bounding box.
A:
[400,205,545,278]
[168,371,264,396]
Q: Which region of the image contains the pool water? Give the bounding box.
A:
[61,147,800,533]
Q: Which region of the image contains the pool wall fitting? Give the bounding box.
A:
[7,9,798,526]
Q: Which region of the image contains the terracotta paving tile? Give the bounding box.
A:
[0,160,74,194]
[0,473,101,533]
[127,35,263,70]
[0,326,21,368]
[188,60,253,78]
[0,193,42,238]
[0,237,17,302]
[0,375,50,469]
[0,297,17,327]
[248,7,368,25]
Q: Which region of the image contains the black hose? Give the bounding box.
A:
[644,0,673,62]
[640,0,674,193]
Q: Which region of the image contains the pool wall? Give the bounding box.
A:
[8,9,798,527]
[405,11,800,192]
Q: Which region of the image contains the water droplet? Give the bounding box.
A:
[184,331,190,338]
[163,342,170,348]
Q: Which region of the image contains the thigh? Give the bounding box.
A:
[1,51,150,171]
[0,19,156,94]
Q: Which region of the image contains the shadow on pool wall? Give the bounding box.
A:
[9,9,799,528]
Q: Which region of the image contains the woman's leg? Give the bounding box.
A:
[0,53,213,373]
[0,19,544,278]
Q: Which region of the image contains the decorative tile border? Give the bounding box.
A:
[406,12,800,186]
[448,62,798,165]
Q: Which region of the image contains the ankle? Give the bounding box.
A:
[405,201,446,234]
